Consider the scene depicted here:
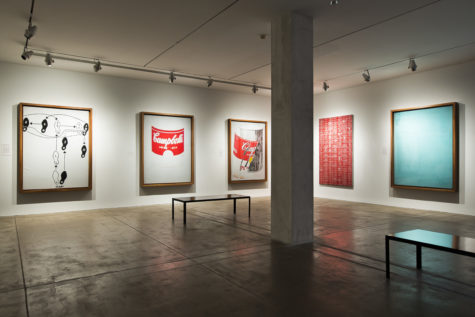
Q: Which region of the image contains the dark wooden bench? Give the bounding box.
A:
[385,229,475,278]
[172,194,251,224]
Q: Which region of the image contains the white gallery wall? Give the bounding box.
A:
[0,62,271,216]
[315,59,475,215]
[2,59,475,217]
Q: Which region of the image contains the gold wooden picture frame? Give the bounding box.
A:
[140,112,194,187]
[19,103,93,193]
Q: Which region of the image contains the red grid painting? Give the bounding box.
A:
[319,115,353,187]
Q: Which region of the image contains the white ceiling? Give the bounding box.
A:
[0,0,474,95]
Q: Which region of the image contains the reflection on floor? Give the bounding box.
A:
[1,197,475,316]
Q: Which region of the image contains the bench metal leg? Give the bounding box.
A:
[416,245,422,269]
[172,199,175,220]
[248,197,251,218]
[183,202,187,225]
[386,236,390,279]
[233,199,236,215]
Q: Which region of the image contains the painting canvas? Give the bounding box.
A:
[19,103,92,192]
[391,103,458,191]
[141,112,194,186]
[319,115,353,187]
[228,119,267,183]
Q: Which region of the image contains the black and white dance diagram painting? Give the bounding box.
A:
[19,103,92,192]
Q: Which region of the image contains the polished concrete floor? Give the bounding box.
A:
[1,197,475,316]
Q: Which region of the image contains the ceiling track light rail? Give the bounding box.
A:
[28,52,271,92]
[323,55,420,90]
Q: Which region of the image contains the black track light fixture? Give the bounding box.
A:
[252,84,258,94]
[93,60,102,73]
[169,72,176,83]
[408,58,417,72]
[362,70,371,82]
[323,81,329,91]
[207,77,213,87]
[45,53,54,67]
[21,49,33,60]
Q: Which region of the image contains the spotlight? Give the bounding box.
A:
[207,78,213,87]
[169,72,176,83]
[329,0,339,6]
[45,53,54,67]
[24,24,37,39]
[408,58,417,72]
[323,81,329,91]
[252,84,258,94]
[21,49,33,60]
[362,70,370,82]
[93,60,102,73]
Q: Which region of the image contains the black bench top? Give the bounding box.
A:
[173,194,250,203]
[387,229,475,254]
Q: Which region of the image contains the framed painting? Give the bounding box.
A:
[19,103,92,193]
[228,119,267,183]
[391,102,458,192]
[319,115,353,187]
[140,112,194,187]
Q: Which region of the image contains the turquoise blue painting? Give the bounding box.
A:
[392,104,457,190]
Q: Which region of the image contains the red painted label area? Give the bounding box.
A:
[151,127,184,156]
[233,134,258,161]
[319,115,353,187]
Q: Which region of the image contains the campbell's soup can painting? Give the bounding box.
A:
[232,127,264,180]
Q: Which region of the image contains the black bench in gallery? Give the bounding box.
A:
[385,229,475,278]
[172,194,251,224]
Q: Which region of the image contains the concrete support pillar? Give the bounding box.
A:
[271,12,314,244]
